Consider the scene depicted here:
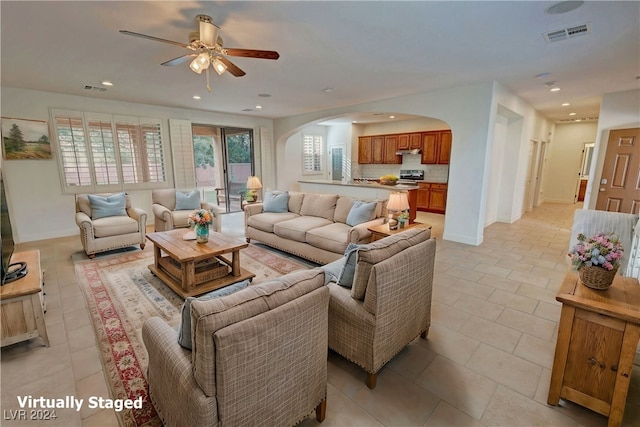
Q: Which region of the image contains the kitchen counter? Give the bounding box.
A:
[298,179,419,190]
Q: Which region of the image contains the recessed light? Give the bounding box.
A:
[352,121,358,124]
[535,72,551,79]
[575,119,582,122]
[255,105,263,109]
[193,95,201,100]
[323,88,334,93]
[258,93,271,98]
[562,102,571,106]
[550,87,561,92]
[569,112,576,116]
[101,81,114,86]
[389,115,395,119]
[546,1,584,15]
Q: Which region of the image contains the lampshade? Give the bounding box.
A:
[246,176,262,190]
[189,52,210,74]
[212,57,228,75]
[387,192,409,212]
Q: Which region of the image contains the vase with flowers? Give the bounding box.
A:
[397,211,409,228]
[189,209,213,243]
[569,232,624,290]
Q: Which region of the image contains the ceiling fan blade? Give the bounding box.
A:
[119,30,192,49]
[218,57,246,77]
[224,48,280,60]
[161,54,197,66]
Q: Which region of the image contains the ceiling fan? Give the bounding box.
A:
[120,14,279,92]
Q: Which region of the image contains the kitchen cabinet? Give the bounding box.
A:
[416,182,447,214]
[398,133,422,150]
[358,137,373,164]
[372,136,384,164]
[421,130,452,165]
[383,135,401,164]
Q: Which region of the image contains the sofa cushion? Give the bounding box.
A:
[263,191,290,213]
[178,279,250,350]
[300,193,339,221]
[346,200,377,226]
[334,197,354,224]
[92,215,139,238]
[175,190,200,210]
[306,222,351,254]
[171,210,192,229]
[351,228,431,300]
[248,212,300,233]
[288,191,306,214]
[151,188,177,210]
[88,192,127,219]
[274,216,333,243]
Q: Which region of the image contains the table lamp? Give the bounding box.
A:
[386,192,409,230]
[245,176,262,202]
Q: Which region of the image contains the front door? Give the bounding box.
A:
[595,128,640,214]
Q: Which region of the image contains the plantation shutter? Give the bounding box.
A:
[86,112,119,186]
[53,110,93,189]
[169,119,196,189]
[303,134,323,174]
[115,116,165,184]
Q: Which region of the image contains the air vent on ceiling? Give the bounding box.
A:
[242,108,254,112]
[83,85,107,92]
[543,23,591,43]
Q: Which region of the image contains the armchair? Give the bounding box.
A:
[151,189,222,232]
[324,227,435,389]
[142,269,329,426]
[75,192,147,259]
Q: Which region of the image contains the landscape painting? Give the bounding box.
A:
[1,117,52,160]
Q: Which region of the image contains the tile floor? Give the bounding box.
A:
[2,203,639,426]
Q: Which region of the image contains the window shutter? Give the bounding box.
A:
[303,134,323,173]
[169,119,196,189]
[86,113,119,185]
[53,110,93,189]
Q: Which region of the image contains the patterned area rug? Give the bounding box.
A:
[74,244,310,427]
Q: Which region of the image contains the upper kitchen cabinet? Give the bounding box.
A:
[372,136,384,164]
[398,133,422,150]
[383,135,401,164]
[358,136,373,164]
[421,130,452,165]
[358,134,399,164]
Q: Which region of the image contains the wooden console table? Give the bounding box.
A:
[367,221,431,242]
[548,270,640,427]
[1,250,49,347]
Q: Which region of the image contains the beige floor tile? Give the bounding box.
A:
[448,278,496,299]
[467,344,542,398]
[386,337,438,381]
[507,270,550,288]
[496,308,557,340]
[534,300,563,322]
[431,302,472,331]
[513,333,556,369]
[75,371,112,420]
[420,324,481,366]
[443,266,485,283]
[298,384,385,427]
[452,294,504,321]
[416,355,496,420]
[422,401,485,427]
[66,324,98,353]
[459,316,522,353]
[82,408,120,427]
[516,283,561,305]
[326,351,368,399]
[1,343,71,386]
[477,274,522,293]
[488,288,539,314]
[71,346,104,382]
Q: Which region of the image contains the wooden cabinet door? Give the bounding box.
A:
[358,137,373,164]
[429,184,448,213]
[421,132,439,164]
[438,131,452,164]
[383,135,401,164]
[410,133,423,149]
[417,183,430,209]
[372,136,384,164]
[398,134,410,150]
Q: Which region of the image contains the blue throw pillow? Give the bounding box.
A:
[263,191,289,213]
[177,279,250,350]
[346,200,377,226]
[87,192,127,220]
[337,242,364,288]
[175,190,201,210]
[320,259,345,286]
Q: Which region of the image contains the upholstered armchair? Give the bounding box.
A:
[323,228,435,389]
[151,189,222,232]
[142,269,329,426]
[75,192,147,259]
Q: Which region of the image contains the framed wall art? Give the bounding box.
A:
[1,117,52,160]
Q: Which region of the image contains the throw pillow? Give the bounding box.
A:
[346,200,377,226]
[175,190,201,210]
[336,242,365,288]
[87,192,127,220]
[320,258,345,286]
[177,279,250,350]
[263,191,289,213]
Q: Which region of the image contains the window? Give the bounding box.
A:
[303,134,323,174]
[52,109,166,193]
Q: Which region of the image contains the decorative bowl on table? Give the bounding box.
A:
[379,175,399,186]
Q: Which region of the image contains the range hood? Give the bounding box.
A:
[395,148,421,155]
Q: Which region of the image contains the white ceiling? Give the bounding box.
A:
[2,1,639,123]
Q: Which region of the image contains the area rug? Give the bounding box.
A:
[74,244,310,427]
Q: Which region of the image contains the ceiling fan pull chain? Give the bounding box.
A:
[206,67,211,92]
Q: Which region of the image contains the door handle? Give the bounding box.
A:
[600,188,605,192]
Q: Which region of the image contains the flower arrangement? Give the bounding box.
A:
[570,232,624,271]
[397,211,409,221]
[188,209,213,227]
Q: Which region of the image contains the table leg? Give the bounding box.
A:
[153,244,161,270]
[183,261,195,291]
[231,250,240,276]
[607,323,640,427]
[31,293,49,347]
[548,305,576,405]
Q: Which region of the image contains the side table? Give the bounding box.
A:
[367,221,431,242]
[1,250,49,347]
[547,270,640,427]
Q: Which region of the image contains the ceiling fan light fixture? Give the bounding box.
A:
[212,57,227,75]
[189,52,210,74]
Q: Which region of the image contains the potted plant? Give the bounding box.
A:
[397,211,409,228]
[569,232,624,290]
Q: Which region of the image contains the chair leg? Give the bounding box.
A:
[88,253,95,259]
[315,399,326,422]
[421,327,429,339]
[366,372,377,389]
[246,238,251,243]
[140,243,145,250]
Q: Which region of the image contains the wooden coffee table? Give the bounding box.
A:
[147,229,255,298]
[367,221,432,242]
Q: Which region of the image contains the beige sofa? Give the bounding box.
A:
[75,193,147,258]
[151,189,222,232]
[244,191,387,264]
[322,227,435,388]
[142,269,329,426]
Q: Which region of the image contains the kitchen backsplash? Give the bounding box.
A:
[355,162,449,183]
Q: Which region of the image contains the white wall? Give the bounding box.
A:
[542,122,598,203]
[1,87,273,243]
[586,89,640,209]
[283,125,328,191]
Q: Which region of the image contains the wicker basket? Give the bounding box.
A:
[578,265,618,290]
[159,256,229,285]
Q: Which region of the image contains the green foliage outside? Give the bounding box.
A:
[226,133,251,164]
[193,136,215,169]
